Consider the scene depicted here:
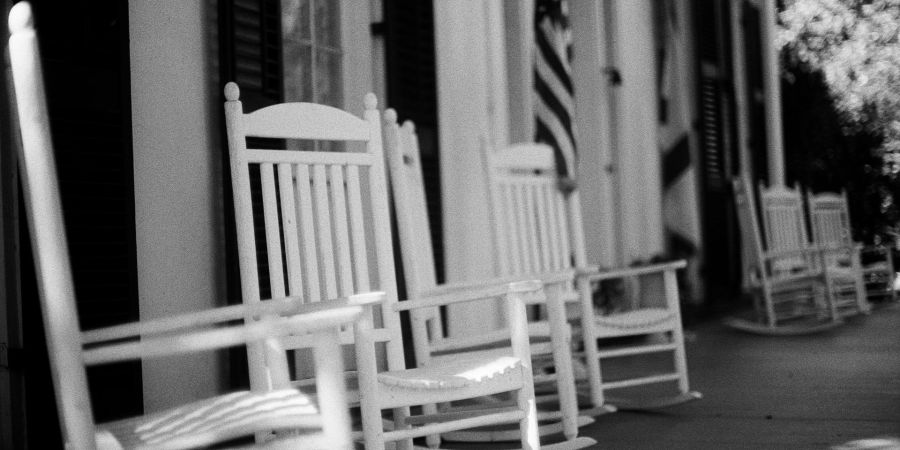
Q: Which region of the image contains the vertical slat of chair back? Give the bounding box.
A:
[225,84,404,370]
[759,183,811,274]
[733,178,767,284]
[483,143,578,277]
[382,112,441,345]
[808,191,853,268]
[808,192,851,247]
[9,3,97,447]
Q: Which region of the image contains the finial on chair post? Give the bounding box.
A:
[364,93,378,111]
[383,108,397,125]
[224,82,240,102]
[401,120,416,136]
[8,2,34,34]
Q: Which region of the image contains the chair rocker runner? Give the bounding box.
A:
[224,83,548,449]
[10,4,360,448]
[807,189,894,308]
[482,143,701,412]
[383,113,595,448]
[725,178,843,335]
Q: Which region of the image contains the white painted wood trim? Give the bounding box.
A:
[571,0,618,267]
[760,0,785,186]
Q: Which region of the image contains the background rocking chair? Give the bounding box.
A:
[807,189,894,309]
[384,113,595,448]
[10,3,361,448]
[481,143,701,412]
[224,84,546,449]
[725,178,843,335]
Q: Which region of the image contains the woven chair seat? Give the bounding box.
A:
[594,308,676,331]
[378,354,522,390]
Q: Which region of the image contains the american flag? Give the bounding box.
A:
[534,0,576,190]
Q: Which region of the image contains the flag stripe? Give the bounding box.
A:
[535,99,576,175]
[534,21,573,95]
[535,54,575,116]
[534,0,576,180]
[535,71,576,147]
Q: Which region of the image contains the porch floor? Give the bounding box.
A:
[451,302,900,449]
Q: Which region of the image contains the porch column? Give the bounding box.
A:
[760,0,785,186]
[435,1,508,336]
[570,0,618,267]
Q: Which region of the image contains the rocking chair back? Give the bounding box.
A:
[482,143,699,411]
[807,190,883,310]
[12,4,359,448]
[728,178,841,334]
[226,87,543,450]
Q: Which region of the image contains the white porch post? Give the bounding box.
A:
[435,1,508,336]
[730,0,752,183]
[760,0,785,186]
[610,0,664,263]
[570,0,618,268]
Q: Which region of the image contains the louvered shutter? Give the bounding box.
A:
[694,0,743,307]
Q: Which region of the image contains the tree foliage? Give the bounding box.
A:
[780,0,900,151]
[778,0,900,243]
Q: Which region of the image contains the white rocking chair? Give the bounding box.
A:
[383,113,595,448]
[224,84,543,449]
[725,178,843,335]
[10,3,361,448]
[807,189,894,308]
[482,143,701,412]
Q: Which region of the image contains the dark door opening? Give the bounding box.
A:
[694,0,743,314]
[10,1,141,447]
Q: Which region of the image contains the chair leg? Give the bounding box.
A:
[577,277,605,409]
[517,368,540,450]
[423,403,441,448]
[664,271,690,394]
[313,329,353,450]
[356,312,385,450]
[545,283,579,440]
[393,407,413,450]
[851,251,871,314]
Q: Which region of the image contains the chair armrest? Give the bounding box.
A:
[82,297,304,344]
[860,243,890,256]
[82,305,363,366]
[576,260,687,282]
[408,270,574,300]
[393,280,544,312]
[82,292,386,345]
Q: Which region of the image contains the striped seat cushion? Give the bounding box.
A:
[99,389,321,449]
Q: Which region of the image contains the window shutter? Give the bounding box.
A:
[218,0,285,389]
[696,0,728,192]
[694,0,743,307]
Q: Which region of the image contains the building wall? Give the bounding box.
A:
[129,1,223,412]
